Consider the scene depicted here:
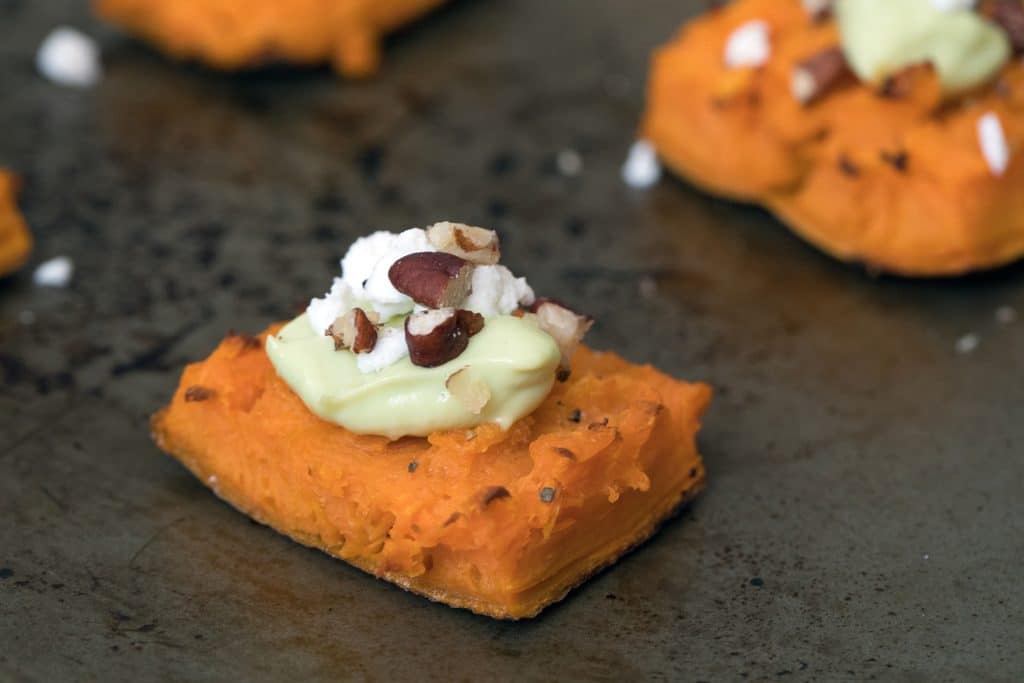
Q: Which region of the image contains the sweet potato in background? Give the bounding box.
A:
[95,0,448,77]
[643,0,1024,276]
[152,328,711,619]
[0,171,31,277]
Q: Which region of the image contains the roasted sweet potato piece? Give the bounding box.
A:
[0,171,32,277]
[151,327,711,619]
[643,0,1024,276]
[95,0,448,77]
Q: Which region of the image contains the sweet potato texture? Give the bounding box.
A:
[0,171,31,277]
[152,326,711,619]
[95,0,448,77]
[643,0,1024,276]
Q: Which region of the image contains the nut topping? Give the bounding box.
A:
[802,0,833,22]
[988,0,1024,53]
[530,299,594,376]
[792,47,849,105]
[388,251,475,309]
[426,222,500,265]
[405,308,485,367]
[326,307,379,353]
[445,367,491,414]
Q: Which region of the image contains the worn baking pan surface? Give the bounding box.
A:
[1,1,1021,680]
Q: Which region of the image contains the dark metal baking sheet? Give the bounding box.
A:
[2,1,1022,680]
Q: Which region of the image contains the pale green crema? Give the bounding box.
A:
[837,0,1010,95]
[266,313,561,439]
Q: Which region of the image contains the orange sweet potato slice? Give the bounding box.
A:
[152,326,712,619]
[94,0,448,77]
[643,0,1024,276]
[0,171,32,278]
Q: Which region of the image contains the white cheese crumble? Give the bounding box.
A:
[638,276,658,300]
[955,332,980,355]
[33,256,73,287]
[36,27,101,88]
[996,305,1017,324]
[556,149,583,177]
[307,277,355,338]
[621,140,662,189]
[356,326,409,373]
[977,112,1010,177]
[724,20,771,69]
[463,266,535,318]
[930,0,975,11]
[307,227,535,373]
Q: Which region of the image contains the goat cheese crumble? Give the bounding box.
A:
[36,27,101,88]
[306,227,535,372]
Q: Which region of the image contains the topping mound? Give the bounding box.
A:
[270,223,598,437]
[306,224,538,373]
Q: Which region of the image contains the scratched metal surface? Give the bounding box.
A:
[1,0,1022,680]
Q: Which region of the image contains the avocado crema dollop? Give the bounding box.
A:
[837,0,1011,95]
[266,313,560,439]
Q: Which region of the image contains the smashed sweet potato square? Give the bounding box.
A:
[152,329,711,619]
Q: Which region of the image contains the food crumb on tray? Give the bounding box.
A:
[36,27,102,88]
